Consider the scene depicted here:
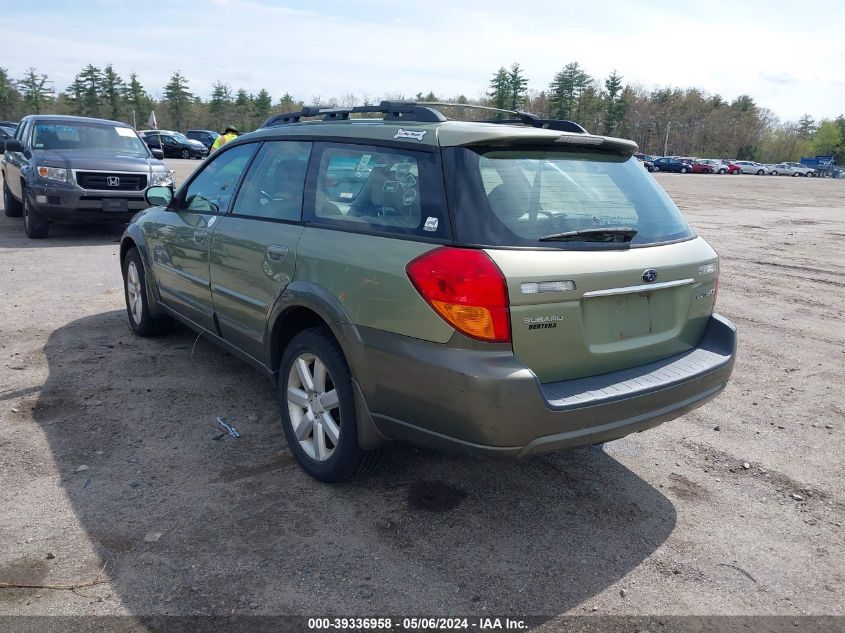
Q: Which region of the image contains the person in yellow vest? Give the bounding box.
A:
[211,125,239,152]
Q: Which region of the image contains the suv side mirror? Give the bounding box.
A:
[145,186,173,207]
[151,148,165,160]
[4,139,23,153]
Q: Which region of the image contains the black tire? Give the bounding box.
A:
[181,149,190,159]
[772,171,779,176]
[3,179,22,217]
[22,190,49,239]
[756,169,765,175]
[718,168,726,174]
[680,167,688,173]
[122,247,173,336]
[653,165,660,172]
[278,326,379,482]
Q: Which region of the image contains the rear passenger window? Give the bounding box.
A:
[311,144,449,239]
[232,141,311,221]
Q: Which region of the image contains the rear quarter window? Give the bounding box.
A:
[307,143,450,241]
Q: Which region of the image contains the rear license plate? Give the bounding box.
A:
[102,198,128,212]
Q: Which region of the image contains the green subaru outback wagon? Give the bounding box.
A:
[120,102,736,482]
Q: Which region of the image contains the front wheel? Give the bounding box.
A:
[279,327,379,482]
[718,168,726,174]
[680,167,688,173]
[123,247,173,336]
[771,171,779,176]
[181,149,190,159]
[23,190,49,239]
[756,169,765,175]
[653,165,660,172]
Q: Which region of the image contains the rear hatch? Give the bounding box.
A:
[442,140,719,382]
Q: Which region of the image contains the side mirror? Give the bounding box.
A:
[4,139,23,153]
[146,186,173,207]
[151,148,165,160]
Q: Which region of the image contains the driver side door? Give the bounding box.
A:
[149,142,258,332]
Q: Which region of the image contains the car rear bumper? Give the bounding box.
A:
[27,184,147,223]
[351,314,736,457]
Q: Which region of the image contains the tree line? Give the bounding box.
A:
[1,63,843,164]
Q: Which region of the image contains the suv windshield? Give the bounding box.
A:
[32,121,149,157]
[443,147,695,248]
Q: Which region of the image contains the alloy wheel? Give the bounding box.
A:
[286,353,341,462]
[125,260,144,325]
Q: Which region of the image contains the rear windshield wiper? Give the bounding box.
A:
[538,227,638,243]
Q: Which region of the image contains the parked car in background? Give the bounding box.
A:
[732,160,768,175]
[769,162,816,177]
[0,121,17,139]
[634,153,656,172]
[140,130,208,159]
[652,157,691,173]
[119,101,735,481]
[1,114,171,238]
[725,161,742,174]
[693,159,727,174]
[186,129,220,151]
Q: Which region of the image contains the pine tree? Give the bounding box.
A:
[602,70,626,135]
[234,88,251,130]
[0,68,21,119]
[18,68,53,114]
[549,62,592,121]
[163,71,193,130]
[209,81,233,130]
[797,114,816,138]
[252,88,272,125]
[125,73,152,128]
[76,64,104,117]
[487,67,510,113]
[100,65,126,121]
[507,63,528,111]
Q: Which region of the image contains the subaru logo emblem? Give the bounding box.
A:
[107,176,120,187]
[642,269,658,283]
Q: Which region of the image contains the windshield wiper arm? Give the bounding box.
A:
[538,227,638,243]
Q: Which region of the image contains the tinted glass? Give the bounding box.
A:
[443,147,695,248]
[31,121,148,156]
[182,143,257,213]
[312,144,449,239]
[233,141,311,221]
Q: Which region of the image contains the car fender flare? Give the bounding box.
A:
[265,281,387,449]
[120,222,166,318]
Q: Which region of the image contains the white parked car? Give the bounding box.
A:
[733,160,768,175]
[768,162,816,177]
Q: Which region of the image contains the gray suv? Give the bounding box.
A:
[1,115,173,238]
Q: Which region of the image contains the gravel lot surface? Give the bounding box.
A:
[0,161,843,623]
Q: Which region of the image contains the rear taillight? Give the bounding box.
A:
[406,247,510,343]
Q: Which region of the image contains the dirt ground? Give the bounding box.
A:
[0,162,843,626]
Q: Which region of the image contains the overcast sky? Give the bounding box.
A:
[5,0,844,122]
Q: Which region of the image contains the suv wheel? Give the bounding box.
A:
[279,327,378,482]
[123,247,173,336]
[23,190,49,238]
[3,180,23,217]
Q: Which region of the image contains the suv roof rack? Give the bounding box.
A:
[260,101,447,128]
[259,101,588,134]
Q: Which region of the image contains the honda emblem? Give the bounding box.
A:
[107,176,120,187]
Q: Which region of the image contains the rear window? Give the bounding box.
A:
[443,147,695,248]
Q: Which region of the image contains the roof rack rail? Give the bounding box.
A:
[260,101,447,128]
[259,100,588,134]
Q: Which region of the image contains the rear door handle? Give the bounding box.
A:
[266,245,289,262]
[193,230,209,246]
